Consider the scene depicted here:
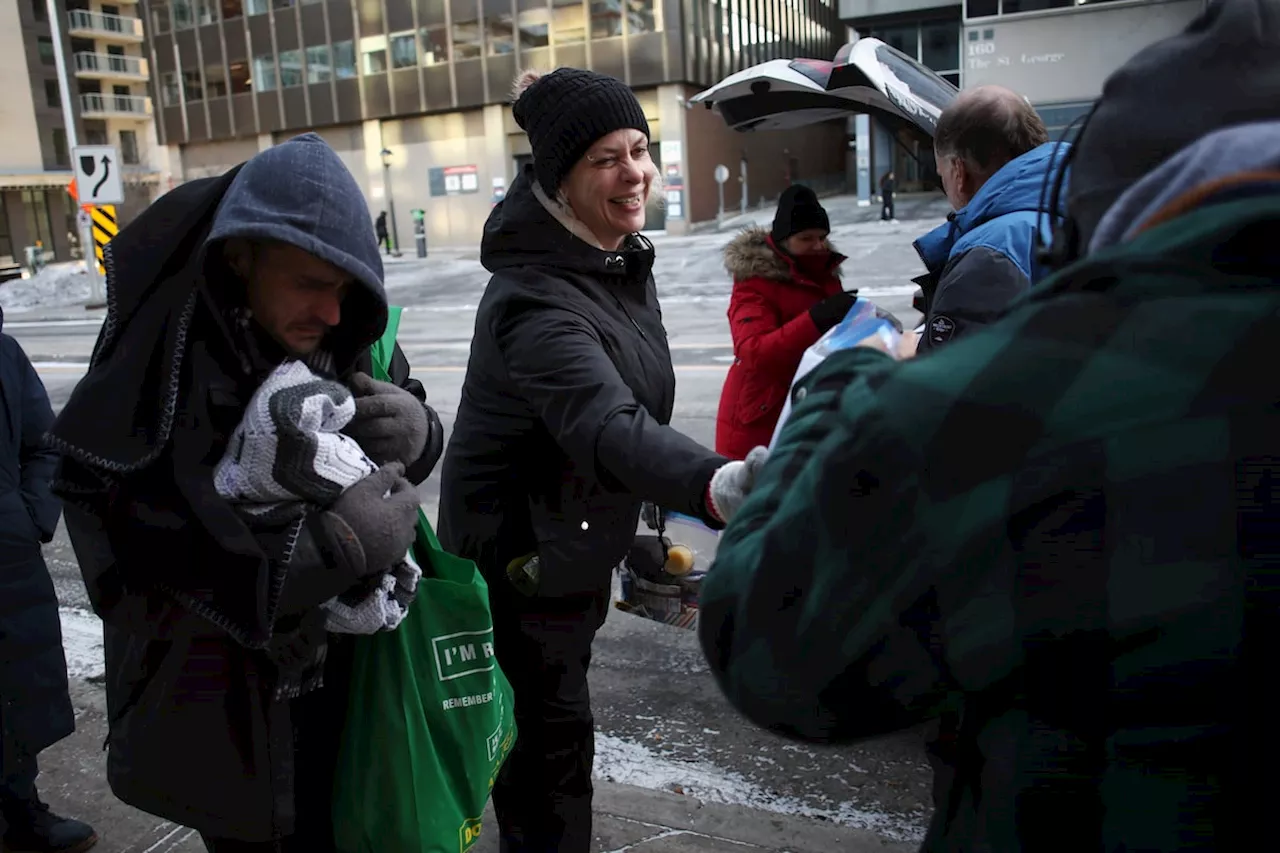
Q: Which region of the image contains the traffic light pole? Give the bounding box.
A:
[47,0,105,307]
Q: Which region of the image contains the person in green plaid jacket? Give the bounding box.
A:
[698,163,1280,848]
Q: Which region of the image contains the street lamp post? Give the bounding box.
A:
[380,148,401,258]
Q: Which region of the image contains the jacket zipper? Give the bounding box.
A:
[611,291,648,341]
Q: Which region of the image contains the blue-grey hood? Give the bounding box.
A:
[206,132,387,355]
[1089,120,1280,253]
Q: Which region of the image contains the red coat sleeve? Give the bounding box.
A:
[728,278,824,374]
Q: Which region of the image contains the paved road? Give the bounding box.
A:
[5,197,949,842]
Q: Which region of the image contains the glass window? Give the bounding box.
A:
[551,0,585,45]
[421,26,449,65]
[252,55,277,91]
[964,0,998,17]
[1003,0,1071,12]
[279,49,303,87]
[182,69,204,101]
[306,45,332,82]
[272,0,296,8]
[22,189,53,251]
[221,0,244,19]
[390,32,417,68]
[627,0,655,34]
[452,20,482,60]
[333,40,357,78]
[173,0,195,29]
[152,3,172,33]
[120,129,139,164]
[196,0,221,25]
[941,72,960,87]
[488,15,516,54]
[52,128,68,167]
[229,60,251,93]
[517,9,550,49]
[38,37,55,66]
[32,0,45,22]
[921,21,959,73]
[873,24,917,59]
[591,1,620,39]
[161,71,181,106]
[361,35,388,74]
[205,65,228,97]
[246,0,270,14]
[45,79,60,108]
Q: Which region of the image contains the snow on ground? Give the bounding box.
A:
[59,606,105,681]
[0,263,93,313]
[594,732,927,843]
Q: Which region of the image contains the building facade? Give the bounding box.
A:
[0,0,162,271]
[840,0,1209,192]
[146,0,850,246]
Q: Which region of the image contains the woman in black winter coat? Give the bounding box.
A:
[437,68,765,853]
[0,306,97,853]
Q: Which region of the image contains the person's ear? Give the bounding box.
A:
[224,238,253,278]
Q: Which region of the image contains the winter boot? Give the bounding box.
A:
[0,796,98,853]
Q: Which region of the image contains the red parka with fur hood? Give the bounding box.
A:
[714,227,845,460]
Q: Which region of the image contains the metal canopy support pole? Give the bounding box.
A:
[47,0,105,306]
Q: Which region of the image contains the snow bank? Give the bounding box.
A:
[0,263,92,313]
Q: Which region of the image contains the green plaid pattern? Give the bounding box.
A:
[698,195,1280,850]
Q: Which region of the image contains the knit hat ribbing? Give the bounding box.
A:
[513,68,651,194]
[772,185,830,243]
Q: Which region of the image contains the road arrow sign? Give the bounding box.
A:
[72,145,124,205]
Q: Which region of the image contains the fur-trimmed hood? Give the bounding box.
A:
[723,227,843,283]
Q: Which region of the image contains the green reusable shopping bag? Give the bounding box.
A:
[333,306,517,853]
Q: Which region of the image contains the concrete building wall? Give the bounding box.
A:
[961,0,1206,104]
[0,3,50,173]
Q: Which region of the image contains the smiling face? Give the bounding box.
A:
[230,240,353,356]
[561,128,656,251]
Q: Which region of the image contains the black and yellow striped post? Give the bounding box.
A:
[90,205,117,276]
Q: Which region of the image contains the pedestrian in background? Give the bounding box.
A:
[715,186,854,461]
[879,170,896,221]
[375,210,391,255]
[0,305,97,853]
[438,67,762,853]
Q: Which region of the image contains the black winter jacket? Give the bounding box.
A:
[49,137,441,842]
[0,306,72,776]
[438,168,725,597]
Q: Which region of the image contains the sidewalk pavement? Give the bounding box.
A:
[34,681,916,853]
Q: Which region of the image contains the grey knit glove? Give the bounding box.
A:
[707,446,770,524]
[322,463,421,577]
[344,372,429,468]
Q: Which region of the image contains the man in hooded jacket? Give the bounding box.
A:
[48,133,443,851]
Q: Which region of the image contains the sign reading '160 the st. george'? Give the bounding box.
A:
[72,145,125,206]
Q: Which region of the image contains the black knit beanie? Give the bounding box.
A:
[512,68,651,194]
[772,185,830,243]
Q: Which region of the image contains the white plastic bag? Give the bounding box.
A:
[768,297,905,449]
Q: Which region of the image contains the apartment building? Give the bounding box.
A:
[840,0,1208,191]
[146,0,850,245]
[0,0,161,270]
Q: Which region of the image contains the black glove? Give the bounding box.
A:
[808,291,858,332]
[320,463,421,577]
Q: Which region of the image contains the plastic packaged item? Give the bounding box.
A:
[769,297,905,449]
[615,509,720,630]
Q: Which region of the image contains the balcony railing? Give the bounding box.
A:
[80,93,152,118]
[73,52,149,79]
[67,10,145,41]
